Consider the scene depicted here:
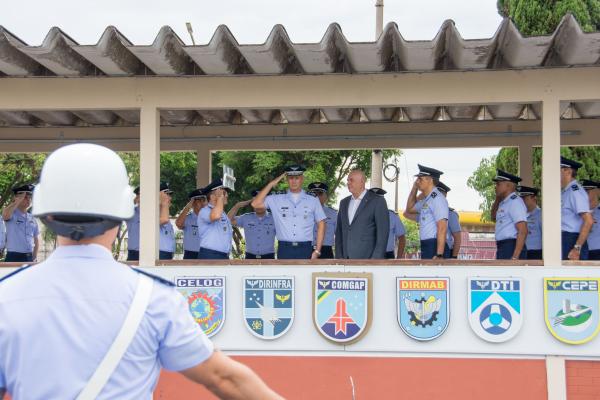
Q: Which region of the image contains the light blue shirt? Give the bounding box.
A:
[4,208,38,253]
[526,207,543,251]
[414,188,449,240]
[198,204,232,254]
[236,212,276,255]
[0,219,5,250]
[495,192,527,241]
[126,206,140,251]
[0,244,213,399]
[588,206,600,251]
[182,212,201,252]
[561,180,590,233]
[159,221,176,253]
[313,206,337,247]
[264,190,326,242]
[387,211,406,252]
[446,208,461,249]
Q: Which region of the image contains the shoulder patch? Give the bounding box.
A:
[0,264,32,284]
[510,194,518,200]
[449,207,455,212]
[571,184,579,191]
[132,268,175,287]
[431,192,438,198]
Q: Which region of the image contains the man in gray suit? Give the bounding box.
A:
[335,169,390,259]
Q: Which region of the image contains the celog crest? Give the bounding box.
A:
[176,276,225,338]
[243,276,294,340]
[544,278,600,345]
[397,277,449,341]
[468,278,522,343]
[313,272,372,344]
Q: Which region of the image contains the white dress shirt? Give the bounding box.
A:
[348,189,367,224]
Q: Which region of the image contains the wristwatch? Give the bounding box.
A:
[435,254,444,258]
[312,246,321,256]
[573,244,582,252]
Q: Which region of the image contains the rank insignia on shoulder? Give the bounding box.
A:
[133,268,175,286]
[511,194,518,200]
[571,185,579,191]
[431,192,437,198]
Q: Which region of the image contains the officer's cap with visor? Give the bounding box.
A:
[369,187,387,196]
[581,179,600,191]
[308,182,329,193]
[517,185,540,197]
[492,169,522,184]
[188,188,207,200]
[12,184,35,195]
[284,165,306,176]
[415,164,443,179]
[133,182,172,196]
[436,181,451,194]
[33,144,135,241]
[203,178,232,193]
[560,156,583,170]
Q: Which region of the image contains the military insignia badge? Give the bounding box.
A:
[397,277,449,341]
[243,276,294,340]
[468,278,522,343]
[313,272,372,344]
[176,276,226,338]
[544,278,600,345]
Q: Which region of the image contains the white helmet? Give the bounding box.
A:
[33,143,135,240]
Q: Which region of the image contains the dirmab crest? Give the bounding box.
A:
[468,278,522,343]
[544,278,600,345]
[176,277,226,338]
[313,272,372,344]
[243,277,294,340]
[397,278,449,341]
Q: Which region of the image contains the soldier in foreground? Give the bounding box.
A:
[0,144,282,399]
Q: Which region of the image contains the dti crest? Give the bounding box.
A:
[397,277,449,341]
[243,277,294,340]
[313,272,372,344]
[544,278,600,345]
[176,276,226,338]
[468,278,522,343]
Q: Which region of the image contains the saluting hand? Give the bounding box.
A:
[12,193,25,205]
[270,173,286,186]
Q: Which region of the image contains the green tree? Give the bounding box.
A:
[468,146,600,220]
[0,153,46,209]
[497,0,600,35]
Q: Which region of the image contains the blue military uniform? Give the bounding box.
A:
[126,206,140,260]
[197,179,233,259]
[517,186,543,260]
[0,218,6,254]
[386,210,406,259]
[236,212,276,259]
[4,208,39,262]
[159,221,176,260]
[561,157,591,260]
[308,182,337,259]
[0,244,214,398]
[445,208,461,259]
[588,205,600,260]
[493,170,528,260]
[182,212,201,259]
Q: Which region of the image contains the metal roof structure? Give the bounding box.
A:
[1,14,599,127]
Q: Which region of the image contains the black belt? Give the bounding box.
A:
[279,241,311,247]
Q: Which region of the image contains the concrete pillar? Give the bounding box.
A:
[546,356,567,400]
[139,106,160,266]
[370,150,383,188]
[375,0,384,39]
[518,143,534,186]
[541,99,562,266]
[196,147,212,187]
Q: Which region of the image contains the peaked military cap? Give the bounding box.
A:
[414,164,443,179]
[188,188,207,199]
[436,181,451,193]
[251,190,260,197]
[308,182,329,193]
[203,178,232,192]
[560,156,583,170]
[581,179,600,190]
[517,185,540,196]
[284,165,306,176]
[134,182,173,195]
[133,186,140,195]
[369,187,387,196]
[12,184,35,194]
[492,169,522,184]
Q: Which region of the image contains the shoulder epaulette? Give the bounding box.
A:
[510,194,518,200]
[431,192,438,198]
[0,264,33,284]
[388,209,398,214]
[449,207,455,212]
[132,268,175,287]
[571,184,579,191]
